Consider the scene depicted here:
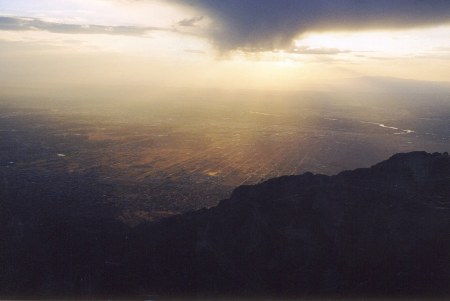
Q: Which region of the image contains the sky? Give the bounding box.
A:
[1,0,450,93]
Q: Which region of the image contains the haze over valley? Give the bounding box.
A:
[2,87,449,222]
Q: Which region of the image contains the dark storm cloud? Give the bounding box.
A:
[0,16,165,35]
[174,0,450,51]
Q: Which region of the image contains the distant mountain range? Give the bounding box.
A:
[1,151,450,299]
[327,76,450,94]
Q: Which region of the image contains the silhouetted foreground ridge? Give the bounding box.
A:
[1,151,450,298]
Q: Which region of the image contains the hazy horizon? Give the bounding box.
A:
[2,0,450,214]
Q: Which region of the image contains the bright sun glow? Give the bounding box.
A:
[1,0,450,90]
[295,26,450,57]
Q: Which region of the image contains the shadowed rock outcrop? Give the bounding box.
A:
[1,151,450,299]
[126,151,450,298]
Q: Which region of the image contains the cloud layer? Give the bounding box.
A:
[0,16,164,36]
[175,0,450,51]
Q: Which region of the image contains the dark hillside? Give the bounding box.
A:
[1,152,450,299]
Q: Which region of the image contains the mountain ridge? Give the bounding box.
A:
[1,151,450,299]
[124,151,450,298]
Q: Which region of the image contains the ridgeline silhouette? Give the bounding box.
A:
[1,151,449,299]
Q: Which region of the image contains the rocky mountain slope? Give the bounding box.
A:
[1,151,450,299]
[125,151,450,298]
